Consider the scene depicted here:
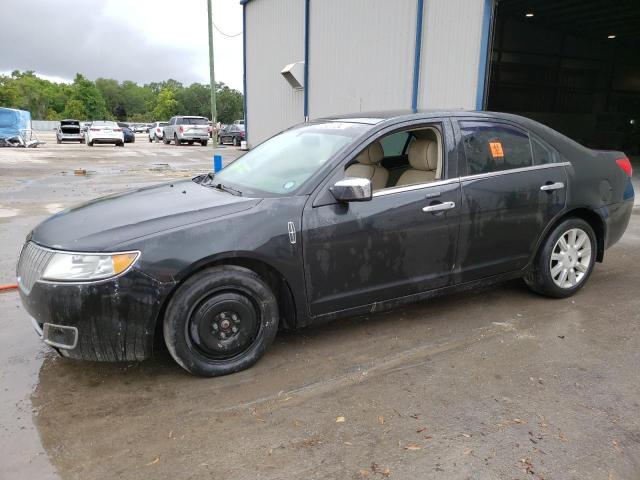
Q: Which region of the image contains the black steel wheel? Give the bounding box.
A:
[163,266,279,377]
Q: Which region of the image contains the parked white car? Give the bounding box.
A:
[85,121,124,147]
[148,121,168,143]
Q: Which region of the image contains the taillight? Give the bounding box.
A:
[156,128,161,133]
[179,126,184,133]
[240,131,245,138]
[113,128,122,132]
[616,157,633,177]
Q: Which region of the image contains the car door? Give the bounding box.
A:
[454,119,567,282]
[302,120,461,317]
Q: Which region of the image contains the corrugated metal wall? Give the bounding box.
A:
[418,0,486,109]
[244,0,489,144]
[245,0,305,146]
[308,0,418,118]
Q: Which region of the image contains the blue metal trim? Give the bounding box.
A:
[243,3,248,141]
[411,0,425,113]
[304,0,310,119]
[476,0,493,110]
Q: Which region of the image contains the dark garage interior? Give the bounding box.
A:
[488,0,640,154]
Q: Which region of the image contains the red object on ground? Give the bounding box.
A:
[0,284,18,292]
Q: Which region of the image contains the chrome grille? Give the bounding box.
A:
[16,242,54,294]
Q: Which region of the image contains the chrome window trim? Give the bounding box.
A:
[371,162,570,197]
[373,178,460,197]
[460,161,571,182]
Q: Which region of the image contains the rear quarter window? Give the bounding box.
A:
[459,121,533,175]
[531,135,560,165]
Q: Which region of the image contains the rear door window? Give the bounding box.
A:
[459,121,533,175]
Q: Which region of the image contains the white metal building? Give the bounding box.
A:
[241,0,493,146]
[242,0,640,153]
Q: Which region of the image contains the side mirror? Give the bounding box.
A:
[330,177,372,202]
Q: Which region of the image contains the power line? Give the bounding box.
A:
[212,19,242,38]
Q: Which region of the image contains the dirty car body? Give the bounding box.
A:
[17,111,635,376]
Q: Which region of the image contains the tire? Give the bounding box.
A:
[163,135,170,145]
[117,141,124,147]
[149,136,153,143]
[525,218,596,298]
[201,140,208,146]
[79,139,84,143]
[88,140,94,147]
[234,136,240,147]
[56,137,61,144]
[174,134,180,145]
[218,136,223,145]
[163,266,279,377]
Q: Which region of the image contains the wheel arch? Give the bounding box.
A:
[534,207,606,265]
[153,254,298,352]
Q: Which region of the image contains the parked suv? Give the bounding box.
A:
[163,116,209,146]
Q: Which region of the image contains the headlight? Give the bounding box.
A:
[42,251,139,282]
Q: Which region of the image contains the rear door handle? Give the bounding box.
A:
[422,201,456,213]
[540,182,565,191]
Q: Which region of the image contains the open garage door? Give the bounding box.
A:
[487,0,640,154]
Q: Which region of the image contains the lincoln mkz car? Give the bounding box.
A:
[17,111,634,376]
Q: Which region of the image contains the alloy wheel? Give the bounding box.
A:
[549,228,592,289]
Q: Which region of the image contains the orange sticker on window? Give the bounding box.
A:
[489,142,504,158]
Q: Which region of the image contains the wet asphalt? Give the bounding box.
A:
[1,135,639,479]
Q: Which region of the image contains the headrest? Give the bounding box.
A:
[355,141,384,165]
[408,139,438,171]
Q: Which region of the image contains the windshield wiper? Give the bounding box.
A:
[214,183,242,196]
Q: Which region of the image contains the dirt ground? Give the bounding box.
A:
[1,134,639,480]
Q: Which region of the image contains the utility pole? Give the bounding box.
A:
[207,0,218,147]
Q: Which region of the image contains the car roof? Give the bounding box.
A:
[317,109,538,126]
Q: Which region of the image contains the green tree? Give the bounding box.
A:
[64,74,109,120]
[152,88,178,120]
[176,83,211,117]
[95,78,122,118]
[215,84,243,124]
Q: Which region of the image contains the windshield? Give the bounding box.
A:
[212,122,368,196]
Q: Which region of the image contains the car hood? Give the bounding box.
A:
[30,179,260,251]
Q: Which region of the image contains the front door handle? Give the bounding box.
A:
[540,182,565,191]
[422,201,456,213]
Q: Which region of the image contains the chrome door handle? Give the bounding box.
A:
[422,201,456,212]
[540,182,565,191]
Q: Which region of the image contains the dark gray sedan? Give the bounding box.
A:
[17,111,634,376]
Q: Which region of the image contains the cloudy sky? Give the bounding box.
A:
[0,0,244,90]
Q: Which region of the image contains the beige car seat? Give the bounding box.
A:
[344,141,389,191]
[396,139,439,186]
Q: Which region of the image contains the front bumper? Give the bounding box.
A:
[19,268,175,361]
